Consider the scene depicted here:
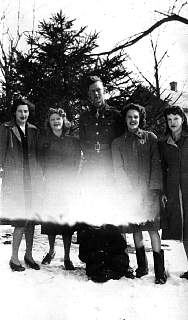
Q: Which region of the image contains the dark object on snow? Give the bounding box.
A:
[180,271,188,280]
[24,256,40,270]
[41,252,56,265]
[3,240,11,245]
[9,260,25,272]
[64,259,75,270]
[78,224,134,282]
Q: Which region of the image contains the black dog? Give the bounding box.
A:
[78,224,134,282]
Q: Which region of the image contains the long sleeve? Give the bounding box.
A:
[149,132,162,190]
[36,134,47,174]
[0,125,9,169]
[111,138,132,191]
[158,141,168,195]
[79,113,86,152]
[72,138,81,172]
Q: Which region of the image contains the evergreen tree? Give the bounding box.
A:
[13,11,136,127]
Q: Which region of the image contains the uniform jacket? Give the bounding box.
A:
[79,103,124,179]
[159,131,188,241]
[0,121,43,220]
[79,103,124,152]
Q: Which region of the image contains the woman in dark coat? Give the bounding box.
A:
[159,105,188,280]
[0,97,43,271]
[112,103,167,284]
[38,108,81,270]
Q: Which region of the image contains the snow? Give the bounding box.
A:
[0,225,188,320]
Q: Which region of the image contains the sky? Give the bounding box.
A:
[0,0,188,92]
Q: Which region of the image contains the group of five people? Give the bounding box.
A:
[0,75,187,283]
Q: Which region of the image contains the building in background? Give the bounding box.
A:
[161,82,188,117]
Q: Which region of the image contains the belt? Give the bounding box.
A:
[85,142,110,153]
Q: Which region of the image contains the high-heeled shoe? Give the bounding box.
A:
[41,252,55,265]
[180,271,188,279]
[64,259,75,270]
[9,260,25,272]
[24,256,40,270]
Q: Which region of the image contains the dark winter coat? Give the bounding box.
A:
[0,121,43,221]
[159,132,188,241]
[111,129,162,229]
[38,130,81,222]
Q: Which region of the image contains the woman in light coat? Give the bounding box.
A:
[112,103,167,284]
[0,97,43,271]
[38,107,81,270]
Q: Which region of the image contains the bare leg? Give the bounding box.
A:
[41,234,56,265]
[11,227,25,264]
[133,231,144,248]
[148,230,161,253]
[48,235,56,255]
[25,224,35,261]
[62,234,72,260]
[62,234,75,270]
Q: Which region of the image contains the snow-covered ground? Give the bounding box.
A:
[0,225,188,320]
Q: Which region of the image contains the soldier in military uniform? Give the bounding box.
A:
[79,75,124,183]
[78,76,134,279]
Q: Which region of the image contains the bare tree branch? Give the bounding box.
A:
[17,0,21,37]
[89,13,188,57]
[158,49,168,66]
[178,1,188,14]
[127,54,156,90]
[169,0,179,14]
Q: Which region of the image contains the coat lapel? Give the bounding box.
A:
[11,125,22,142]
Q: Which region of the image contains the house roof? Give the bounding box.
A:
[160,89,188,111]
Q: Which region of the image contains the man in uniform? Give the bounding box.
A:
[78,76,135,280]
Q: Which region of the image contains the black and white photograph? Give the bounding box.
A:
[0,1,188,319]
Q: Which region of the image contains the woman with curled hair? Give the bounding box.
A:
[38,107,81,270]
[0,97,43,271]
[112,103,167,284]
[159,105,188,280]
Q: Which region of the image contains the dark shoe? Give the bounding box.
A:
[153,250,167,285]
[64,259,75,270]
[9,260,25,272]
[90,269,115,283]
[41,252,55,265]
[24,256,40,270]
[180,271,188,279]
[124,267,135,279]
[135,246,148,278]
[136,267,148,278]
